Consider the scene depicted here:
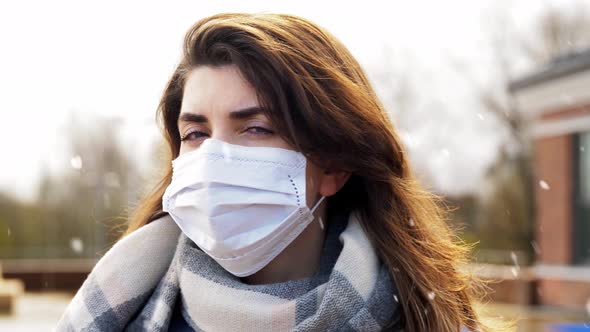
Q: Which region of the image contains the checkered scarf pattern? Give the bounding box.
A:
[57,211,402,331]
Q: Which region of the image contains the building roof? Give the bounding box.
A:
[508,48,590,92]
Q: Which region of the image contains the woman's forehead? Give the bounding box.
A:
[181,65,260,117]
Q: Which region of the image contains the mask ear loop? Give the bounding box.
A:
[310,196,326,230]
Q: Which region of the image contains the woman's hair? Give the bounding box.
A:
[124,13,504,331]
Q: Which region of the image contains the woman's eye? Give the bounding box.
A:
[180,130,209,142]
[246,126,274,136]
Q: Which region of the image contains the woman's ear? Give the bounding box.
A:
[318,164,351,197]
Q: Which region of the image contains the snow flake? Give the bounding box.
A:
[531,241,541,255]
[510,251,520,274]
[70,237,84,254]
[70,155,83,170]
[427,291,436,300]
[539,180,550,190]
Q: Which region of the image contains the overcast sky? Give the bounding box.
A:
[0,0,580,201]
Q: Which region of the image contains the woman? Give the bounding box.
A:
[58,13,497,331]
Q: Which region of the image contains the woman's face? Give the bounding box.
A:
[177,64,339,207]
[178,65,290,152]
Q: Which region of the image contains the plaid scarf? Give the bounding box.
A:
[57,210,402,331]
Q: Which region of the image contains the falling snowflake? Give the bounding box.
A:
[408,218,415,227]
[70,237,84,254]
[510,251,520,274]
[581,146,585,152]
[427,291,436,300]
[70,155,83,170]
[477,113,485,120]
[539,180,550,190]
[7,227,10,236]
[511,267,519,278]
[393,295,398,302]
[531,241,541,255]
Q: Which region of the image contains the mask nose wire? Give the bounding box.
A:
[310,195,326,230]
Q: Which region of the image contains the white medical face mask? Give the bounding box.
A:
[162,138,326,277]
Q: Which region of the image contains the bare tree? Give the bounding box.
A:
[460,1,590,148]
[36,112,138,258]
[453,0,590,258]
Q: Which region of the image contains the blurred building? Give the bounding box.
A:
[509,48,590,309]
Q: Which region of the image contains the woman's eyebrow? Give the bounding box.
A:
[178,106,266,125]
[228,106,266,120]
[178,112,207,124]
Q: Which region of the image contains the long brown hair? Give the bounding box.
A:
[125,13,504,331]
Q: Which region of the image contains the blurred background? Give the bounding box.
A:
[0,0,589,330]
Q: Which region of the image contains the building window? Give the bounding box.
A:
[573,131,590,265]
